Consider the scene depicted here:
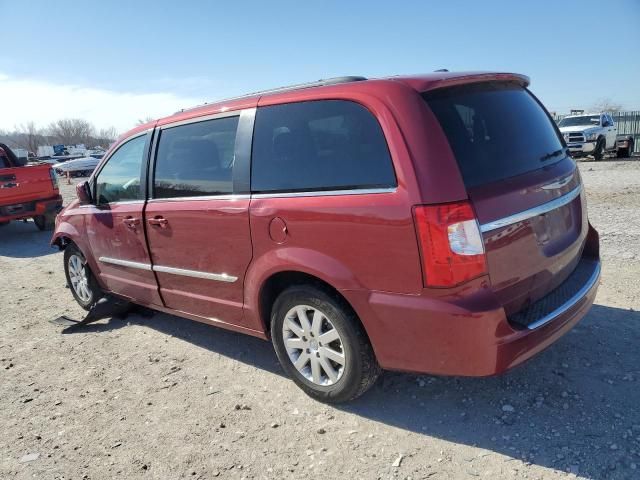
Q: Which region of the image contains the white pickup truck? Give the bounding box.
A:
[558,112,617,160]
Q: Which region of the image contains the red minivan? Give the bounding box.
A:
[52,72,600,402]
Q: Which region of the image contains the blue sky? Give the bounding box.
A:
[1,0,639,132]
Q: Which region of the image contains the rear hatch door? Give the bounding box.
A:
[423,82,588,316]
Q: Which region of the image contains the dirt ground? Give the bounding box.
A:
[1,157,639,480]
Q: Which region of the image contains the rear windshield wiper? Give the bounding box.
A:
[539,148,567,162]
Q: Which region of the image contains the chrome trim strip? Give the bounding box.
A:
[153,265,237,283]
[251,187,397,199]
[526,261,601,330]
[98,256,237,283]
[98,257,152,271]
[147,194,250,203]
[480,185,582,233]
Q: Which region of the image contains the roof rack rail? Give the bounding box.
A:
[177,76,367,114]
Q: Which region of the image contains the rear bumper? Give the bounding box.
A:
[0,194,63,222]
[345,242,600,377]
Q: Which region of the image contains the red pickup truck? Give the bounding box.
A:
[0,143,63,230]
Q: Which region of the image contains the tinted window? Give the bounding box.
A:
[95,135,146,203]
[251,100,396,193]
[423,83,565,188]
[154,116,239,198]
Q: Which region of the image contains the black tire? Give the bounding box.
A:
[270,285,381,403]
[593,138,606,161]
[617,147,628,158]
[33,214,55,231]
[63,243,102,310]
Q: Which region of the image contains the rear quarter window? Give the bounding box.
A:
[423,83,565,188]
[251,100,396,193]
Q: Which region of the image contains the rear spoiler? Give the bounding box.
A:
[0,143,24,167]
[396,72,531,94]
[424,73,530,91]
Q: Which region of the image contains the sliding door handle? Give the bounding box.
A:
[148,216,168,228]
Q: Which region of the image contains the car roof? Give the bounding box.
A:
[133,71,530,133]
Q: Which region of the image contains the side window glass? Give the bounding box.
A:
[153,116,239,198]
[95,135,146,204]
[251,100,396,193]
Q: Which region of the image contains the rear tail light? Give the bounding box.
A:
[413,201,488,287]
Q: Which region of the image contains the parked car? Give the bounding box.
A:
[0,143,63,230]
[54,156,100,177]
[616,134,635,158]
[52,72,601,402]
[558,112,617,160]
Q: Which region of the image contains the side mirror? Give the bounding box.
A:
[76,181,91,205]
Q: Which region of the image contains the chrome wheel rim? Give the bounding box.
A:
[282,305,346,386]
[68,254,92,303]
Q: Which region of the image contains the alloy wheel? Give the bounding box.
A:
[282,305,346,386]
[68,254,92,303]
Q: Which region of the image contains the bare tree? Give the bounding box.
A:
[47,118,96,145]
[590,98,624,113]
[95,126,119,147]
[13,122,44,154]
[136,116,155,126]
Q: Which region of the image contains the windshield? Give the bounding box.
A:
[558,115,600,127]
[423,82,565,188]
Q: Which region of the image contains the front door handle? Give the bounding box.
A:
[148,216,168,228]
[123,217,140,229]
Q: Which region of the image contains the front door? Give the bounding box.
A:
[604,114,617,149]
[144,113,253,327]
[85,132,162,306]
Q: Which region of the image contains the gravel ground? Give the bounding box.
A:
[1,158,639,480]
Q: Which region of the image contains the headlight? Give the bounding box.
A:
[585,132,598,141]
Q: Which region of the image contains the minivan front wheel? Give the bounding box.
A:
[64,244,101,310]
[271,285,380,403]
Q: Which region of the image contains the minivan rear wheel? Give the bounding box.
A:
[64,244,101,310]
[270,285,380,403]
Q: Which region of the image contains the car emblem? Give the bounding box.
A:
[541,173,574,190]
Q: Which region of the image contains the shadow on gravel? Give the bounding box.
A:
[64,303,639,479]
[0,220,57,258]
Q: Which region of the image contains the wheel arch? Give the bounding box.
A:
[254,270,369,343]
[51,222,81,250]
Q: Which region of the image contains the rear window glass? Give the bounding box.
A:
[423,83,565,188]
[251,100,396,193]
[154,116,239,198]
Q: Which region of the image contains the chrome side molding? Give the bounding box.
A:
[99,257,152,271]
[153,265,237,283]
[480,184,582,233]
[98,257,237,283]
